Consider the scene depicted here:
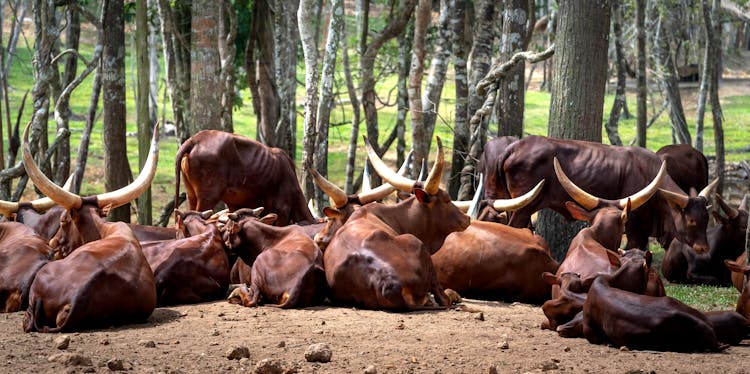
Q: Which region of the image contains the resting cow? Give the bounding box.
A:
[21,124,158,332]
[174,130,314,225]
[222,209,325,308]
[141,210,230,306]
[0,222,52,312]
[477,136,519,223]
[0,174,74,240]
[583,249,725,352]
[431,181,557,304]
[663,194,748,286]
[486,135,717,252]
[324,138,470,310]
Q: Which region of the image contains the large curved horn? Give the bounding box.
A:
[714,193,739,219]
[659,188,689,209]
[361,161,372,192]
[615,160,667,210]
[310,167,348,208]
[0,200,19,215]
[699,178,720,200]
[492,179,545,211]
[95,122,160,209]
[29,173,75,212]
[422,137,445,195]
[22,123,82,209]
[365,136,415,193]
[358,150,413,205]
[467,173,485,219]
[554,157,598,210]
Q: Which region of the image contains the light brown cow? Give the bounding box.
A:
[324,138,470,310]
[0,222,52,312]
[21,124,158,332]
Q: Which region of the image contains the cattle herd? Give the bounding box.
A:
[1,125,749,354]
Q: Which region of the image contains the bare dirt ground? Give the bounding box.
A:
[3,296,750,374]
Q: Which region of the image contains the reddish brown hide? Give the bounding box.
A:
[432,221,558,304]
[486,135,715,252]
[174,130,314,225]
[14,204,67,240]
[0,222,52,312]
[141,210,230,306]
[540,272,588,332]
[324,138,470,310]
[665,194,748,286]
[583,250,724,352]
[656,144,708,194]
[223,212,325,308]
[724,260,750,319]
[23,204,156,332]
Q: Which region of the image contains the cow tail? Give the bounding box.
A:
[174,139,194,219]
[274,265,320,309]
[494,147,513,200]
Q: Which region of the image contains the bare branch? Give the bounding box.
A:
[477,44,555,96]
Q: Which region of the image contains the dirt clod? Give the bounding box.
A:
[305,343,332,363]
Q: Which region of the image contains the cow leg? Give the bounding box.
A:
[55,304,72,328]
[227,284,258,307]
[582,316,608,345]
[556,311,584,338]
[3,290,22,313]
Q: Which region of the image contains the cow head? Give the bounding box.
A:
[365,137,470,253]
[220,208,277,262]
[659,178,719,253]
[713,194,748,244]
[175,209,216,237]
[555,157,666,250]
[604,248,652,294]
[725,259,750,318]
[23,122,160,252]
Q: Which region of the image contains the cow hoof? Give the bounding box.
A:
[227,286,246,305]
[56,304,72,328]
[444,289,462,304]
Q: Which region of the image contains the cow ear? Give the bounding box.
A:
[542,272,560,285]
[606,249,621,267]
[260,214,278,225]
[725,259,750,274]
[564,201,594,222]
[396,191,412,201]
[712,211,727,225]
[414,188,430,203]
[322,207,342,219]
[580,277,595,290]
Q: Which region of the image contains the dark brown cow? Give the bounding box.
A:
[488,135,717,252]
[324,138,470,310]
[21,124,158,332]
[478,136,519,223]
[222,209,325,308]
[583,249,725,352]
[656,144,708,194]
[540,272,587,332]
[663,194,748,285]
[141,210,230,306]
[174,130,314,225]
[0,222,52,312]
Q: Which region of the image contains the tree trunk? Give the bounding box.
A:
[217,0,236,133]
[408,0,432,178]
[395,20,414,180]
[605,0,625,146]
[273,0,300,158]
[157,0,190,142]
[103,0,131,222]
[148,0,160,127]
[457,0,497,200]
[448,0,468,199]
[299,0,321,203]
[708,0,725,194]
[537,0,610,262]
[136,0,152,225]
[654,5,691,145]
[360,0,418,187]
[246,0,280,148]
[342,22,361,194]
[496,0,533,138]
[635,0,647,147]
[421,0,453,155]
[189,0,222,135]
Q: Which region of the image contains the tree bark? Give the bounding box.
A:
[136,0,152,224]
[635,0,647,147]
[103,0,131,222]
[408,0,432,178]
[157,0,190,142]
[246,0,280,148]
[605,0,625,146]
[273,0,300,158]
[189,0,222,135]
[421,0,453,156]
[299,0,321,202]
[342,22,362,194]
[496,0,534,138]
[395,19,414,181]
[707,0,725,194]
[148,0,160,126]
[537,0,610,262]
[448,0,469,199]
[218,0,236,133]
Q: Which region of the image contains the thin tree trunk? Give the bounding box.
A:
[218,0,236,133]
[708,0,725,194]
[342,23,361,194]
[497,0,534,138]
[157,0,190,142]
[696,0,715,152]
[654,6,691,145]
[605,0,625,146]
[136,0,152,224]
[247,0,280,147]
[274,0,300,158]
[148,0,160,127]
[408,0,431,178]
[448,0,468,199]
[73,66,103,195]
[421,0,453,153]
[299,0,321,202]
[103,0,131,222]
[635,0,647,147]
[395,20,414,178]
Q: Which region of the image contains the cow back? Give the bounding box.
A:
[0,222,51,312]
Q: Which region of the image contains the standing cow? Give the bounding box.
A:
[174,130,314,225]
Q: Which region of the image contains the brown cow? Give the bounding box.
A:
[141,210,230,306]
[0,222,52,312]
[478,136,519,223]
[222,209,325,308]
[664,194,748,286]
[583,249,725,352]
[174,130,314,225]
[487,135,717,253]
[21,124,158,332]
[0,174,74,240]
[724,259,750,318]
[324,137,470,310]
[656,144,708,194]
[431,181,555,304]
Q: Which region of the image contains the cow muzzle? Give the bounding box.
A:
[692,243,709,254]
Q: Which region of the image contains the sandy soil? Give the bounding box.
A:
[3,296,750,374]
